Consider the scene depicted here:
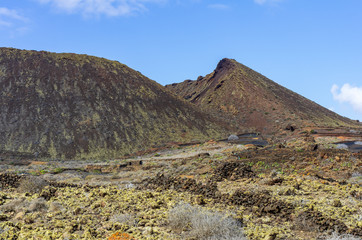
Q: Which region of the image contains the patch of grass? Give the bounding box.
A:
[29,171,39,176]
[246,162,254,167]
[341,162,351,168]
[256,161,266,167]
[258,173,266,178]
[213,154,224,160]
[52,167,64,174]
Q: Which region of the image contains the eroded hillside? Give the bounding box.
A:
[166,59,360,133]
[0,48,230,159]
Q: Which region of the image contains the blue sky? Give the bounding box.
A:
[1,0,362,121]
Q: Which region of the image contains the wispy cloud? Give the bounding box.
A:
[331,83,362,113]
[0,7,29,37]
[37,0,166,17]
[208,4,229,10]
[253,0,283,5]
[0,7,28,27]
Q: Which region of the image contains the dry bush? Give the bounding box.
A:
[17,176,49,194]
[190,210,245,240]
[168,202,246,240]
[48,201,64,212]
[28,198,47,212]
[110,213,137,227]
[168,203,196,231]
[0,197,47,213]
[0,198,26,212]
[325,232,361,240]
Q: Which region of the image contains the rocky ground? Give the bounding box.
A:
[0,131,361,240]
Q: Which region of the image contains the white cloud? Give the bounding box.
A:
[37,0,166,17]
[0,8,27,21]
[331,83,362,113]
[0,7,28,27]
[208,4,229,10]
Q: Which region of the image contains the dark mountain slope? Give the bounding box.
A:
[166,58,358,133]
[0,48,229,159]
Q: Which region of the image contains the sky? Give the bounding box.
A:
[1,0,362,121]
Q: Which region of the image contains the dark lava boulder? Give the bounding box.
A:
[212,162,255,181]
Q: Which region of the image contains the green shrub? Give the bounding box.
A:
[53,168,64,174]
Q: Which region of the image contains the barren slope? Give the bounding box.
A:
[0,48,230,159]
[166,59,359,133]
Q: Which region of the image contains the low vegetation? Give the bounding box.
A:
[0,137,361,239]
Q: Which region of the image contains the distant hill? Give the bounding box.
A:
[166,58,359,133]
[0,48,230,159]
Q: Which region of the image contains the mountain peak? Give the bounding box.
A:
[166,58,358,133]
[215,58,237,71]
